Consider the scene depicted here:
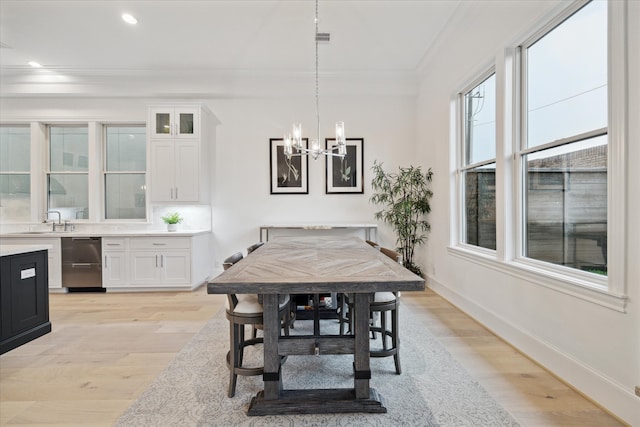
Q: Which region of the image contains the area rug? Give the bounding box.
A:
[115,301,520,426]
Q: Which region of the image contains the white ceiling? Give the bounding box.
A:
[0,1,563,98]
[0,0,466,97]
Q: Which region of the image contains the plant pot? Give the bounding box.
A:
[167,223,178,232]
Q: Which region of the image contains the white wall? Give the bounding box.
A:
[209,95,416,266]
[3,1,637,422]
[414,1,640,424]
[0,92,416,268]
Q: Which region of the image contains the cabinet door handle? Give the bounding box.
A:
[104,255,108,269]
[155,255,159,268]
[175,187,178,199]
[152,243,166,246]
[161,254,164,267]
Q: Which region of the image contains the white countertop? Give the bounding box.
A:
[0,229,211,238]
[0,244,51,257]
[260,224,376,228]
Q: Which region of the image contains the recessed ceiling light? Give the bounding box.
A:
[122,13,138,25]
[28,61,42,68]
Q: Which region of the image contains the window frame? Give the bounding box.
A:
[515,0,612,290]
[46,124,90,221]
[102,124,148,222]
[0,124,32,222]
[457,68,498,251]
[449,0,628,311]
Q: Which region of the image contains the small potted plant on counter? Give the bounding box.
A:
[161,212,183,232]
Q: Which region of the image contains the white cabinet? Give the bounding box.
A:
[149,107,200,139]
[129,237,191,287]
[148,104,215,203]
[150,140,199,202]
[3,232,212,292]
[0,237,62,289]
[102,238,127,288]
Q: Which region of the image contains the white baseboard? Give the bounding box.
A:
[426,276,640,426]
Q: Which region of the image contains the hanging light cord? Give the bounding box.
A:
[315,0,320,146]
[285,0,344,160]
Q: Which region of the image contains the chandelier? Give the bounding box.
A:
[284,0,346,160]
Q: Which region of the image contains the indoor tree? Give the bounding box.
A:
[370,161,434,277]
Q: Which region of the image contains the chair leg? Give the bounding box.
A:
[282,309,290,337]
[228,322,239,397]
[392,306,401,375]
[238,324,246,367]
[380,310,388,351]
[338,295,348,335]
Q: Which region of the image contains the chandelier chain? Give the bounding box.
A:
[285,0,345,160]
[315,0,320,146]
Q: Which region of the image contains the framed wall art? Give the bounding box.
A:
[270,138,309,194]
[325,138,364,194]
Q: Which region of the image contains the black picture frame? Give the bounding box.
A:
[270,138,309,194]
[325,138,364,194]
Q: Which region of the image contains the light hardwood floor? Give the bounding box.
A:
[0,286,625,426]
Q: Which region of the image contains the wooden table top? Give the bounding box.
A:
[207,236,425,295]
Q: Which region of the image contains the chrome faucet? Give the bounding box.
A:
[43,210,64,232]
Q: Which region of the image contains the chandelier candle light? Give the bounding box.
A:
[284,0,346,160]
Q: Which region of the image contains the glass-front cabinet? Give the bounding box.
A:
[149,107,199,139]
[148,104,212,203]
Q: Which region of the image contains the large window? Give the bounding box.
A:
[520,0,607,275]
[461,72,496,250]
[104,125,146,220]
[48,126,89,220]
[0,125,31,221]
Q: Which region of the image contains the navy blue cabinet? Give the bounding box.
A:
[1,249,51,354]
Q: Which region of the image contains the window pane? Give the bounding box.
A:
[106,126,146,171]
[179,112,194,134]
[105,174,146,220]
[50,126,88,172]
[525,135,607,274]
[0,174,30,220]
[464,74,496,165]
[464,164,496,249]
[48,174,88,220]
[526,1,607,147]
[0,126,30,172]
[155,113,170,134]
[0,126,31,221]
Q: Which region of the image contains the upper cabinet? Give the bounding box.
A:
[149,107,200,139]
[148,104,216,203]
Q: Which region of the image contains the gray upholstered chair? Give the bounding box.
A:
[370,246,402,374]
[223,251,290,397]
[365,239,380,248]
[338,240,380,335]
[246,241,296,330]
[340,246,402,374]
[246,241,265,254]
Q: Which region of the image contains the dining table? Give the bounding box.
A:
[207,236,425,415]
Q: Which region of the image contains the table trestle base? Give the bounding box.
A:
[247,388,386,416]
[277,335,355,356]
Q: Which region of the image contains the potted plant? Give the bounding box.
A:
[370,161,434,277]
[161,212,183,232]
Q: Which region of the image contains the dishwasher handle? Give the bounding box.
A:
[71,263,93,268]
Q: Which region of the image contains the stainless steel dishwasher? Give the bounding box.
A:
[61,237,103,289]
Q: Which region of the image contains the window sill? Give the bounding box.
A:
[447,246,627,313]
